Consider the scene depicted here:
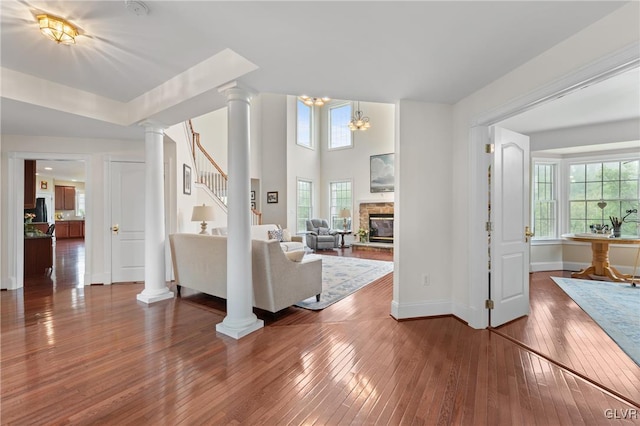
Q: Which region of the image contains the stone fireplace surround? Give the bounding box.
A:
[358,202,394,244]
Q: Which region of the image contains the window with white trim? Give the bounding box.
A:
[296,100,312,148]
[76,191,85,217]
[329,103,352,150]
[329,181,352,230]
[569,159,639,235]
[532,162,557,239]
[296,179,313,233]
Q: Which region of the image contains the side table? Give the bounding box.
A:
[336,230,351,248]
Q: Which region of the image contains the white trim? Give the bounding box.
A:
[530,261,564,272]
[390,299,451,320]
[473,42,640,127]
[469,43,640,329]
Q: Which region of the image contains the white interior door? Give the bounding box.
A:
[490,127,530,327]
[111,161,145,283]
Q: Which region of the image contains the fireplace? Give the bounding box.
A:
[369,213,394,243]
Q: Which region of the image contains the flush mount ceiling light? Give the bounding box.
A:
[37,14,78,44]
[348,101,371,131]
[299,95,331,107]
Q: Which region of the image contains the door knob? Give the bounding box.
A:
[524,226,534,242]
[111,224,119,234]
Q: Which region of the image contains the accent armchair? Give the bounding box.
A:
[305,219,340,251]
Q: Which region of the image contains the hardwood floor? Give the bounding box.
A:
[2,241,639,424]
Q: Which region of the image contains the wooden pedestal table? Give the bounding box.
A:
[562,233,640,285]
[336,230,351,248]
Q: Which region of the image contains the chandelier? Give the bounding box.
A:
[37,14,78,45]
[299,95,331,107]
[348,101,371,131]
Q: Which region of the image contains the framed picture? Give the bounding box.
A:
[251,201,256,209]
[251,190,256,200]
[183,164,191,195]
[370,153,395,193]
[40,181,48,190]
[267,191,278,204]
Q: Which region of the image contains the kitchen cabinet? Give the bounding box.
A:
[69,221,83,238]
[55,185,76,211]
[24,160,36,209]
[24,235,53,277]
[55,220,85,239]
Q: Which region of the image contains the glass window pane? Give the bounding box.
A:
[620,180,638,199]
[569,182,585,200]
[602,181,620,199]
[585,182,601,200]
[570,164,585,182]
[586,163,601,181]
[602,162,619,181]
[329,104,352,149]
[570,201,586,220]
[297,100,312,148]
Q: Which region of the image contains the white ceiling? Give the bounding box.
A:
[1,1,633,141]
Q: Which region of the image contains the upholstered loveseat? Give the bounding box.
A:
[169,233,321,313]
[212,224,304,252]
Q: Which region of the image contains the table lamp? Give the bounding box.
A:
[339,208,351,231]
[191,204,215,234]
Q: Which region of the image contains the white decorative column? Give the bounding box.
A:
[137,124,174,304]
[216,85,264,339]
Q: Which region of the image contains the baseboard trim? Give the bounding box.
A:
[390,299,451,320]
[530,261,564,272]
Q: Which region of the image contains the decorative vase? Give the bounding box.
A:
[612,226,621,238]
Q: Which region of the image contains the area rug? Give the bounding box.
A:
[551,277,640,366]
[295,255,394,310]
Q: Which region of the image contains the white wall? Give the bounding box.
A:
[448,2,639,327]
[392,101,453,319]
[529,118,640,152]
[260,93,288,226]
[192,107,229,173]
[0,135,147,288]
[286,96,321,233]
[319,100,395,233]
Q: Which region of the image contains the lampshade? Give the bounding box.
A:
[339,208,351,218]
[191,204,215,234]
[37,14,78,45]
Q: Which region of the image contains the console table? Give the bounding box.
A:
[562,233,640,284]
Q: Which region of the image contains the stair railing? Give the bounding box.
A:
[188,120,262,225]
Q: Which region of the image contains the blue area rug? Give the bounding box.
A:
[295,255,393,310]
[551,277,640,366]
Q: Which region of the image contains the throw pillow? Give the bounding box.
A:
[282,228,292,242]
[285,250,305,262]
[318,227,330,235]
[267,229,283,242]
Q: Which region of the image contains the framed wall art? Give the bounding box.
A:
[267,191,278,203]
[183,164,192,195]
[370,153,395,193]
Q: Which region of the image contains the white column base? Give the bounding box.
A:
[216,319,264,339]
[136,289,174,304]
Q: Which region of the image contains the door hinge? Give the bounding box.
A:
[485,221,492,232]
[485,143,494,153]
[485,299,494,310]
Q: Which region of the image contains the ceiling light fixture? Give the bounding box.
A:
[299,95,331,107]
[37,14,78,45]
[348,101,371,131]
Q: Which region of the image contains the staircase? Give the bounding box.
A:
[188,120,262,225]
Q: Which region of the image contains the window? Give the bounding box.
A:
[76,191,85,217]
[329,181,352,230]
[296,100,312,148]
[569,159,639,235]
[296,179,313,233]
[329,103,352,150]
[532,162,557,239]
